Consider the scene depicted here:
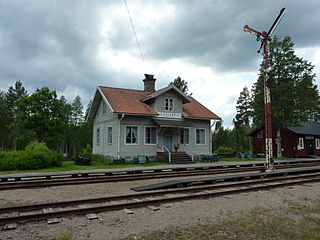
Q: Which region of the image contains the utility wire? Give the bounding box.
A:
[123,0,147,72]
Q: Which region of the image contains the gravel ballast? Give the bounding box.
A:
[0,166,319,240]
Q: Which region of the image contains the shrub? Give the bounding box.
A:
[91,154,112,165]
[0,141,62,171]
[81,144,92,155]
[214,146,235,154]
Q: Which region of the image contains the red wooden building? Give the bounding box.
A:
[249,122,320,157]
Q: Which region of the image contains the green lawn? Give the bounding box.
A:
[0,157,292,175]
[0,160,167,175]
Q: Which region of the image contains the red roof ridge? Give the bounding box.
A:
[99,86,147,93]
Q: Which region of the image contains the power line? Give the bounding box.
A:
[123,0,147,72]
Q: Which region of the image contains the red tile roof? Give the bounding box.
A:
[99,86,157,115]
[183,97,221,120]
[99,86,220,119]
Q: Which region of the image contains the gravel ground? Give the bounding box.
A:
[1,169,320,240]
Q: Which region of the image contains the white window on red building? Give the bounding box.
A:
[297,138,304,150]
[316,139,320,150]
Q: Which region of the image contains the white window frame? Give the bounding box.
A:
[144,126,157,145]
[297,137,304,150]
[125,125,139,145]
[164,98,174,111]
[107,126,112,144]
[102,101,107,114]
[180,128,190,145]
[316,139,320,150]
[96,127,101,145]
[195,128,206,145]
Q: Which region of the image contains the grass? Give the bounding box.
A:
[0,160,167,175]
[0,156,293,175]
[120,199,320,240]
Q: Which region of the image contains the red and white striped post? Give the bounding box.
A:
[243,8,286,171]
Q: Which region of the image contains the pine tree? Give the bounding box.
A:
[0,91,8,149]
[235,86,252,127]
[3,81,28,149]
[5,81,28,121]
[251,36,320,157]
[70,95,84,127]
[169,76,192,96]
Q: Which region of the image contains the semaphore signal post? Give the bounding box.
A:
[243,8,286,171]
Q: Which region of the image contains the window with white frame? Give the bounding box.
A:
[102,101,107,114]
[257,131,263,138]
[180,128,190,144]
[145,127,157,144]
[107,127,112,144]
[297,137,304,150]
[126,126,138,144]
[96,127,101,145]
[164,98,173,111]
[196,128,205,144]
[316,139,320,149]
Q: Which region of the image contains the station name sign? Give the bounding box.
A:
[158,112,181,119]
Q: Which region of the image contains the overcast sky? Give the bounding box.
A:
[0,0,320,127]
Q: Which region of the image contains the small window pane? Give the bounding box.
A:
[196,129,205,144]
[108,127,112,144]
[180,128,189,144]
[126,126,138,144]
[165,98,173,111]
[145,127,156,144]
[96,128,100,145]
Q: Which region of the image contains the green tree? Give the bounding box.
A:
[251,36,320,157]
[169,76,192,96]
[15,87,66,150]
[235,86,252,127]
[0,90,8,149]
[70,95,84,127]
[3,81,28,149]
[5,81,28,121]
[69,95,85,156]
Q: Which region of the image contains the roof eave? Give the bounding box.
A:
[141,85,191,103]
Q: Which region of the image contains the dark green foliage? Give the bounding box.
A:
[212,121,251,153]
[251,36,320,128]
[15,87,66,149]
[81,144,92,155]
[214,146,235,154]
[0,141,62,171]
[169,76,192,96]
[235,86,252,127]
[0,82,92,158]
[91,154,113,165]
[0,81,28,150]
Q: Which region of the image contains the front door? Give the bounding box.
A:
[163,130,173,151]
[306,139,314,155]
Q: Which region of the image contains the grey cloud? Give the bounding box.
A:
[0,0,319,107]
[144,0,320,72]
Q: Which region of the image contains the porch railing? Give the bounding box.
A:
[162,145,171,163]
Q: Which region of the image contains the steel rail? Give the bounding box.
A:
[1,176,319,225]
[1,162,319,191]
[0,173,319,225]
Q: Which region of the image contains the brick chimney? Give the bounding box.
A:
[143,74,156,93]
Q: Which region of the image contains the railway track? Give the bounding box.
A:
[1,171,320,226]
[1,161,320,190]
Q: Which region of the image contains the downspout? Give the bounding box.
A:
[117,114,125,159]
[210,120,215,153]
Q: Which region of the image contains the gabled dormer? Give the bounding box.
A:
[141,76,191,119]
